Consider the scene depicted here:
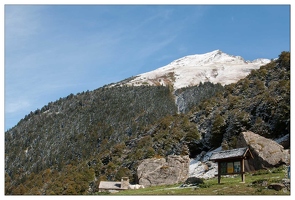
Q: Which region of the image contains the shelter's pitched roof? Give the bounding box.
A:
[210,147,253,161]
[99,181,122,190]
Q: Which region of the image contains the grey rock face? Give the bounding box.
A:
[137,155,190,187]
[237,131,290,170]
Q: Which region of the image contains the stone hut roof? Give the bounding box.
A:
[99,181,123,190]
[210,147,253,162]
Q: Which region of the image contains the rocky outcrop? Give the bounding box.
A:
[184,177,204,185]
[275,134,290,149]
[268,183,285,191]
[237,131,290,170]
[137,155,190,187]
[189,159,218,179]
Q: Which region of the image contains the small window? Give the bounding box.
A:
[234,161,241,173]
[220,161,241,175]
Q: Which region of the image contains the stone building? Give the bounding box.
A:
[98,177,129,193]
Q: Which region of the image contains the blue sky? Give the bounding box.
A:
[4,4,291,130]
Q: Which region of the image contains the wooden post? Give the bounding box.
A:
[241,159,245,183]
[218,162,221,184]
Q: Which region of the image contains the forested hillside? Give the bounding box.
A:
[174,82,225,113]
[5,51,290,195]
[5,85,178,194]
[189,51,290,152]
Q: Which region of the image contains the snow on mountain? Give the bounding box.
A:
[120,50,271,89]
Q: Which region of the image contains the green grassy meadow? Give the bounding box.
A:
[109,167,290,195]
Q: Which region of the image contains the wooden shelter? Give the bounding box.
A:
[210,147,253,183]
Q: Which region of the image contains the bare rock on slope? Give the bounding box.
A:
[137,155,190,187]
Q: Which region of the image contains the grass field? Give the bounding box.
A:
[104,166,290,195]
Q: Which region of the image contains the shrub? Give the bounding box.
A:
[199,182,211,188]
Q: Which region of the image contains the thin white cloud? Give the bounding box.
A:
[137,35,177,60]
[130,7,174,32]
[5,6,45,50]
[5,99,30,114]
[5,5,126,115]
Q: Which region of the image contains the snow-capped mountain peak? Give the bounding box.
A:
[116,50,271,89]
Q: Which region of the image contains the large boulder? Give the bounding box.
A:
[237,131,290,170]
[137,155,190,187]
